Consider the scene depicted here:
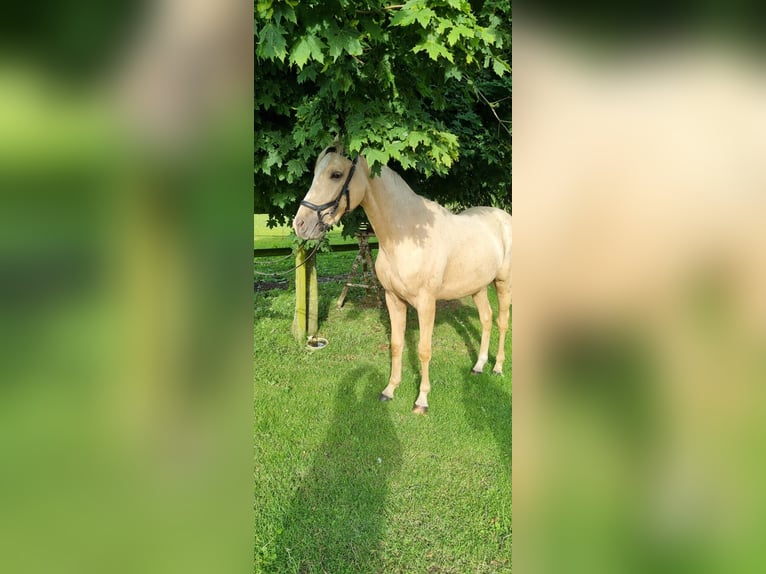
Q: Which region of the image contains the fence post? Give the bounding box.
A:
[307,251,318,336]
[291,246,319,341]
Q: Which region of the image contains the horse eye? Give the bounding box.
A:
[330,171,343,180]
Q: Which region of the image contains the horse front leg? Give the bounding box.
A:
[413,297,436,415]
[380,291,407,402]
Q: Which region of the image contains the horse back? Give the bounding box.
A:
[434,207,512,296]
[457,207,512,267]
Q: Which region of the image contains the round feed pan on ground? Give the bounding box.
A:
[306,336,328,351]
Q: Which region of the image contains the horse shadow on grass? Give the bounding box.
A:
[400,299,482,378]
[442,300,512,475]
[271,367,402,573]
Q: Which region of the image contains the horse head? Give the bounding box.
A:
[293,146,368,240]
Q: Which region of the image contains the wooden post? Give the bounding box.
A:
[307,251,318,337]
[291,246,307,341]
[291,245,319,341]
[337,231,382,309]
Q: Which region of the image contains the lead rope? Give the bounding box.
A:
[253,240,324,277]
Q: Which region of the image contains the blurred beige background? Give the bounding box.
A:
[514,19,766,574]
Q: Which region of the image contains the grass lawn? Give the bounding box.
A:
[254,214,358,250]
[254,253,512,573]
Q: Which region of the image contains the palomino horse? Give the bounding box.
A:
[293,146,512,414]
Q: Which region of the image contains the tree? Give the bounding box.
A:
[254,0,511,232]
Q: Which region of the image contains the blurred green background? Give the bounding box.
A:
[0,2,253,573]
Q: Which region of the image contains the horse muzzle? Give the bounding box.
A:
[293,211,327,240]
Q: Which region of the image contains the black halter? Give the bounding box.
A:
[300,154,359,230]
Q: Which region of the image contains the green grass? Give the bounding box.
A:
[254,214,358,250]
[255,251,360,285]
[254,258,512,573]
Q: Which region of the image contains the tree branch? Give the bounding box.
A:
[475,88,512,137]
[356,4,404,14]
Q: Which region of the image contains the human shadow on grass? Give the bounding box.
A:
[272,368,402,573]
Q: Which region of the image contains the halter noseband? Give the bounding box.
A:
[300,154,359,231]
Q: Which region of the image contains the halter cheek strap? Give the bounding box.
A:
[300,155,359,228]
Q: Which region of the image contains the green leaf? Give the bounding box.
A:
[446,23,473,46]
[479,27,497,45]
[492,58,509,77]
[364,148,389,169]
[327,28,363,60]
[296,66,318,84]
[413,37,454,63]
[389,9,418,27]
[348,132,366,155]
[445,66,463,81]
[256,0,273,16]
[397,154,415,170]
[414,8,436,28]
[438,131,459,146]
[262,148,282,175]
[290,34,326,69]
[272,191,292,208]
[287,158,306,180]
[272,4,297,25]
[257,22,288,62]
[293,127,308,147]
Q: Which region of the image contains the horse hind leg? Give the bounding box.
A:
[493,279,511,375]
[471,287,493,374]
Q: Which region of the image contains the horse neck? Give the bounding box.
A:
[360,167,425,246]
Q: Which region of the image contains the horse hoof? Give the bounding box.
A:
[379,393,393,402]
[412,404,428,415]
[470,368,483,375]
[492,370,503,376]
